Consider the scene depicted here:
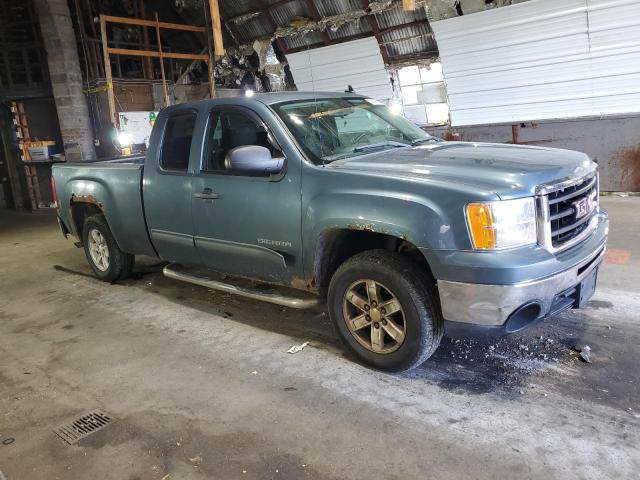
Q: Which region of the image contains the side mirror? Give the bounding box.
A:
[224,145,284,175]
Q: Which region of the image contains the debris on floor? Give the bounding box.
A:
[287,341,310,354]
[575,344,593,363]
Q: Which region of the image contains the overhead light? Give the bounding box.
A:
[117,132,133,147]
[245,89,255,97]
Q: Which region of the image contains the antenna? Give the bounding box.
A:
[304,35,324,167]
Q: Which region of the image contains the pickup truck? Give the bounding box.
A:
[52,92,609,372]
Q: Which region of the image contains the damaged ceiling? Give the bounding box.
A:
[170,0,525,65]
[71,0,527,92]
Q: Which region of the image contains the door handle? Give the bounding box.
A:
[193,188,220,200]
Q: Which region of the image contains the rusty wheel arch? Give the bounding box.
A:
[69,195,106,241]
[312,227,435,298]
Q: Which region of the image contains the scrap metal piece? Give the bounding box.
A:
[287,342,310,354]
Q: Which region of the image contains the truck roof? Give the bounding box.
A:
[160,91,367,114]
[252,91,364,105]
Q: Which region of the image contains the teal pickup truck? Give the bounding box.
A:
[52,92,609,372]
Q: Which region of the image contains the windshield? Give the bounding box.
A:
[272,97,435,164]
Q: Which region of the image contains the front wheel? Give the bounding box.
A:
[82,214,134,282]
[328,250,443,372]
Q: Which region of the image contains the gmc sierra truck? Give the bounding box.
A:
[52,92,609,372]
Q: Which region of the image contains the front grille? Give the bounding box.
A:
[546,174,598,248]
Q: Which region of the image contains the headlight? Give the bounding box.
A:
[466,197,537,250]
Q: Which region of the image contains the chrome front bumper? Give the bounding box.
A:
[438,237,607,327]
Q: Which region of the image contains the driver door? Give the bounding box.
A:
[190,105,303,284]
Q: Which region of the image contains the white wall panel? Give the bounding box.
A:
[287,37,393,101]
[432,0,640,126]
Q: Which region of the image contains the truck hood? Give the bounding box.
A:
[326,142,596,199]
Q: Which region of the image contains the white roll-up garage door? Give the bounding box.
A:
[286,37,393,101]
[432,0,640,126]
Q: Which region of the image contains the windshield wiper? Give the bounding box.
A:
[352,141,409,153]
[411,137,440,146]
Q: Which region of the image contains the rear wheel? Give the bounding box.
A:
[328,250,443,372]
[82,215,134,282]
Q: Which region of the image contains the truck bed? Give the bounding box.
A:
[52,158,156,257]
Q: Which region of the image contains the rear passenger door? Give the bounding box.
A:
[143,108,201,265]
[191,105,303,284]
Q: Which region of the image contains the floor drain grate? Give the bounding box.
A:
[53,410,113,444]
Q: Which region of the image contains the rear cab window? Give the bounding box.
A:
[160,111,197,171]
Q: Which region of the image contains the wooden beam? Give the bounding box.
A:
[208,0,225,56]
[304,0,331,45]
[361,0,390,64]
[102,14,206,33]
[402,0,416,10]
[99,15,117,127]
[107,48,209,61]
[207,59,216,98]
[253,0,289,54]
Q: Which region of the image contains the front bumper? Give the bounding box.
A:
[437,213,608,331]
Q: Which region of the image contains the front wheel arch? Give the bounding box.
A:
[312,228,436,297]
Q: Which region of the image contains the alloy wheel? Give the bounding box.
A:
[342,279,406,354]
[87,228,110,272]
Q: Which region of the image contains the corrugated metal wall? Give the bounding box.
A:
[432,0,640,126]
[287,37,393,100]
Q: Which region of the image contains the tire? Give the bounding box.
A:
[328,250,443,372]
[82,214,134,282]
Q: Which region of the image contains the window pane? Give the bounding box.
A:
[398,65,421,86]
[160,112,197,171]
[426,103,450,125]
[401,85,422,105]
[404,105,428,125]
[420,62,444,83]
[202,109,275,173]
[420,83,447,103]
[274,98,432,164]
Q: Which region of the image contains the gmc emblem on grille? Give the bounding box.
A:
[573,196,594,219]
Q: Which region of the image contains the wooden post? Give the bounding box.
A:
[139,0,153,79]
[207,59,216,98]
[99,15,117,127]
[208,0,224,56]
[154,12,170,107]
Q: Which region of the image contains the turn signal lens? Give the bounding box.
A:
[466,198,537,250]
[467,203,497,249]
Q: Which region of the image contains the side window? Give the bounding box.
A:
[202,109,277,173]
[160,111,197,171]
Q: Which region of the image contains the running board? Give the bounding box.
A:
[163,264,320,309]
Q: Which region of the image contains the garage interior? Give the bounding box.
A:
[1,0,639,478]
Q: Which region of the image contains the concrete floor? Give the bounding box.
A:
[0,197,639,480]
